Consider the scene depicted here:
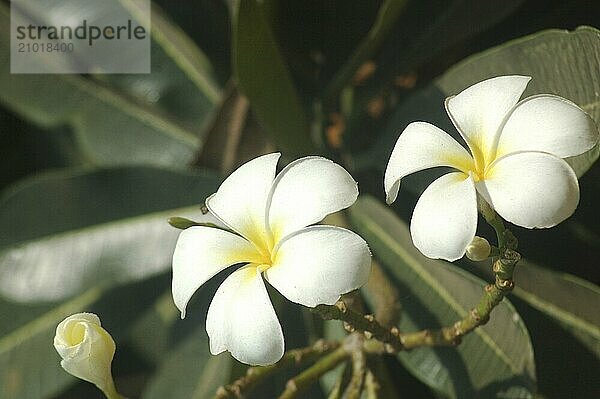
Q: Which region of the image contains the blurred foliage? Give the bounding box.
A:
[0,0,598,398]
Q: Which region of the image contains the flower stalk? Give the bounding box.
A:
[345,350,366,399]
[363,368,380,399]
[214,340,339,399]
[277,345,350,399]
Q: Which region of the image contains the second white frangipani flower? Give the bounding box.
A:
[172,153,371,366]
[385,75,598,261]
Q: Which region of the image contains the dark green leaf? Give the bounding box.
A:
[0,2,219,167]
[0,288,104,399]
[513,261,599,356]
[436,26,600,177]
[466,255,600,398]
[362,26,600,179]
[142,327,232,399]
[510,296,600,399]
[127,291,179,364]
[0,166,219,301]
[107,0,221,129]
[0,275,166,399]
[349,196,536,398]
[232,0,314,157]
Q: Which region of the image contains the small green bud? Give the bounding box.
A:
[466,236,491,261]
[168,217,238,235]
[168,217,200,230]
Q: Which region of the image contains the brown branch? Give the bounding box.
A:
[313,301,403,352]
[214,340,338,399]
[364,368,380,399]
[344,350,366,399]
[277,345,350,399]
[326,362,349,399]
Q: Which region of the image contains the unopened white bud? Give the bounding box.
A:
[54,313,122,398]
[465,236,491,261]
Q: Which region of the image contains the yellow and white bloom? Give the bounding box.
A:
[172,153,371,366]
[385,75,598,261]
[53,313,121,399]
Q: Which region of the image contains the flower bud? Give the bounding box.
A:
[465,236,491,261]
[53,313,119,397]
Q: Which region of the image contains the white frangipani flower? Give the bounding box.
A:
[53,313,122,399]
[172,153,371,366]
[385,75,598,261]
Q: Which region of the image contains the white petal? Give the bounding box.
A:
[206,153,280,249]
[54,314,116,391]
[410,172,478,261]
[266,157,358,242]
[172,226,262,318]
[445,76,531,165]
[496,94,598,159]
[264,226,371,308]
[478,152,579,228]
[384,122,474,204]
[55,313,101,346]
[206,265,284,366]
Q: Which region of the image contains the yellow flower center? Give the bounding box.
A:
[240,222,279,271]
[455,139,498,182]
[66,323,86,346]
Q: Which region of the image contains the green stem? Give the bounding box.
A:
[100,381,126,399]
[215,340,338,399]
[278,346,350,399]
[345,351,366,399]
[478,198,507,247]
[313,302,402,352]
[364,369,380,399]
[326,362,349,399]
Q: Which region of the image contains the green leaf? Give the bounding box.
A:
[0,274,166,399]
[0,2,219,167]
[231,0,314,157]
[0,288,103,399]
[0,109,81,191]
[107,0,221,128]
[0,166,219,302]
[512,261,600,356]
[437,26,600,177]
[349,196,536,399]
[123,0,220,101]
[467,256,600,397]
[362,26,600,179]
[511,261,600,398]
[142,327,232,399]
[127,291,180,364]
